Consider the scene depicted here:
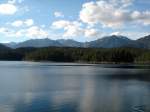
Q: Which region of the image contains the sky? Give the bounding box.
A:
[0,0,150,43]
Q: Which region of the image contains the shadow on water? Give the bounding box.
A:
[94,65,150,82]
[13,97,78,112]
[100,64,150,69]
[101,73,150,82]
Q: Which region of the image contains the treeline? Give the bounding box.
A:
[0,47,150,63]
[0,47,36,60]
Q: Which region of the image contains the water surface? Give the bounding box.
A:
[0,61,150,112]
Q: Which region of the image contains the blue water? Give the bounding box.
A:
[0,61,150,112]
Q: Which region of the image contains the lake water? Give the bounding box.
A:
[0,61,150,112]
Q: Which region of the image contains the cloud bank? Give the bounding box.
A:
[79,0,150,28]
[0,3,17,15]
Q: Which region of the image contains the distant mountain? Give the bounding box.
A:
[0,44,11,51]
[85,35,135,48]
[4,42,17,48]
[2,35,150,49]
[4,38,61,48]
[136,35,150,49]
[57,39,83,47]
[16,38,62,48]
[3,38,83,48]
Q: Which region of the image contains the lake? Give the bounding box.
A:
[0,61,150,112]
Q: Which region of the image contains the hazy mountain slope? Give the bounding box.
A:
[2,35,150,49]
[11,38,61,48]
[57,39,83,47]
[0,44,11,51]
[85,35,135,48]
[136,35,150,49]
[4,39,83,48]
[4,42,17,48]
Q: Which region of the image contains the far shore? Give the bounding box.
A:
[0,60,150,65]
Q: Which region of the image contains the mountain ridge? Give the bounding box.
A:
[2,34,150,49]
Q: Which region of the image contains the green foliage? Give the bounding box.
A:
[24,47,150,63]
[135,52,150,63]
[0,47,36,60]
[0,46,150,63]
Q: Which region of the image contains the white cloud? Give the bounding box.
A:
[0,3,17,15]
[52,20,100,38]
[52,20,70,29]
[110,31,150,40]
[79,0,150,28]
[25,26,48,38]
[63,25,83,37]
[0,27,16,37]
[8,0,16,4]
[0,27,8,34]
[24,19,34,26]
[111,31,122,36]
[52,20,83,37]
[15,30,24,37]
[109,0,134,8]
[0,26,48,39]
[11,19,34,27]
[12,20,23,27]
[131,11,150,25]
[8,0,24,4]
[54,11,64,18]
[84,29,99,37]
[79,1,127,28]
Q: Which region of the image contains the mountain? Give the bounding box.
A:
[2,35,150,49]
[57,39,83,47]
[136,35,150,49]
[4,42,17,48]
[3,38,83,48]
[0,44,11,51]
[85,35,136,48]
[5,38,62,48]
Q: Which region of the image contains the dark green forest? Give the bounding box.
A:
[0,46,150,63]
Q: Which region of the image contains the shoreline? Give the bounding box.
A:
[0,60,150,65]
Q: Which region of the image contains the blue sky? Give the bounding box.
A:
[0,0,150,43]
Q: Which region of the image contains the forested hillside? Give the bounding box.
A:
[24,47,150,63]
[0,46,149,63]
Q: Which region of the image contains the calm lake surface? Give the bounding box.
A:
[0,61,150,112]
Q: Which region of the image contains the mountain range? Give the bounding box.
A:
[1,35,150,49]
[0,44,11,51]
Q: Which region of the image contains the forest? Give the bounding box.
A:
[0,46,150,63]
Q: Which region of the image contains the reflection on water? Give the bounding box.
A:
[0,61,150,112]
